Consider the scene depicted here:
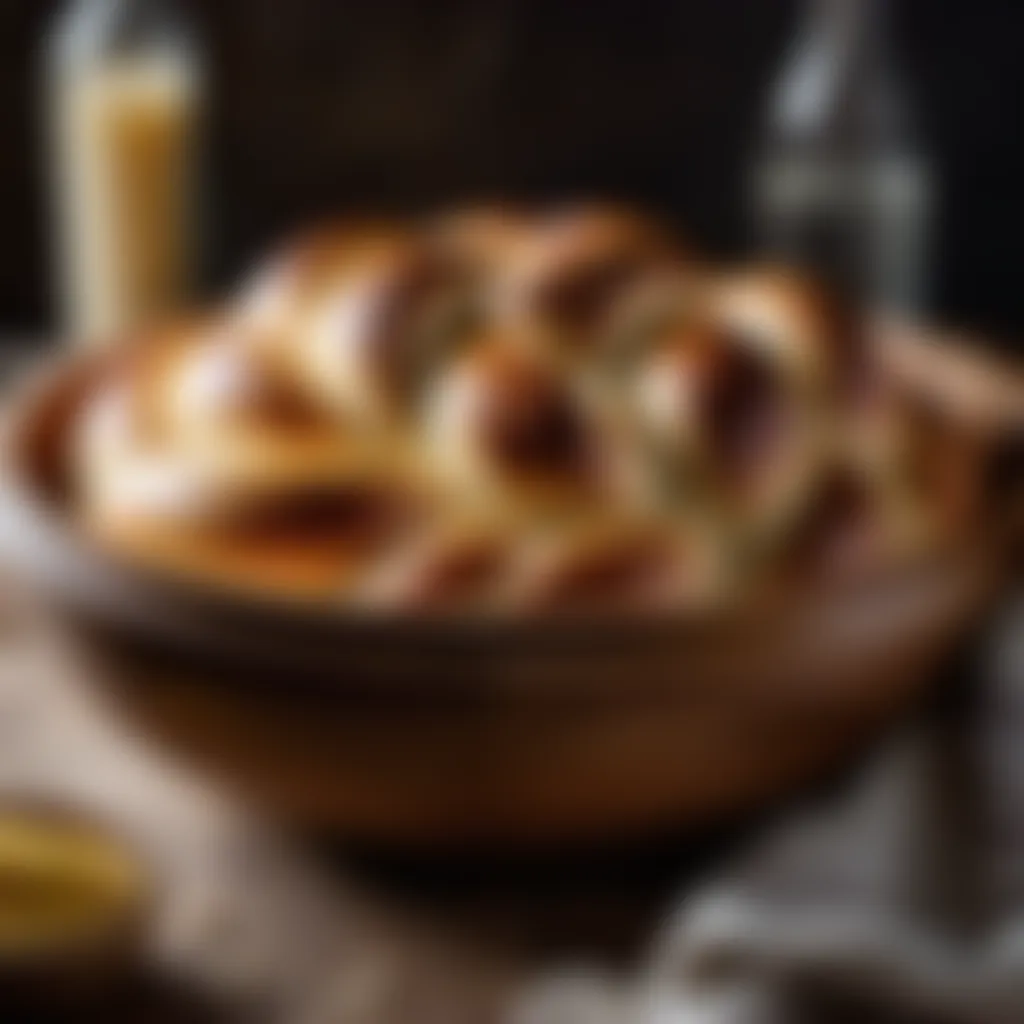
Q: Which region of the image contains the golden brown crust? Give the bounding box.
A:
[68,205,991,611]
[510,517,721,613]
[427,204,533,278]
[631,316,826,540]
[354,521,515,611]
[768,453,935,587]
[75,320,427,597]
[713,267,865,400]
[239,225,474,429]
[235,220,412,334]
[423,337,624,520]
[491,204,685,359]
[300,242,471,426]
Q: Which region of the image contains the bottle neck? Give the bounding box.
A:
[769,0,914,152]
[803,0,893,69]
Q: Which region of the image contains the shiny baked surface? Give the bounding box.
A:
[70,204,987,613]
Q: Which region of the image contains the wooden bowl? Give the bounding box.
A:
[0,344,1016,851]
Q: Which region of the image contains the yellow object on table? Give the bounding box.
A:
[0,807,147,959]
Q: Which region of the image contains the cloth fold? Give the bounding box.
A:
[646,596,1024,1024]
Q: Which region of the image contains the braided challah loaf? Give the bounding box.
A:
[72,204,972,610]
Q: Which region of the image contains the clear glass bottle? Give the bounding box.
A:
[751,0,931,315]
[45,0,202,346]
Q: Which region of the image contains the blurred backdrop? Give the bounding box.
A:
[1,0,1022,342]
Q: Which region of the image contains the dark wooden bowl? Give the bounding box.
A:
[0,342,1017,850]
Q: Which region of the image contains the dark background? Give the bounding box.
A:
[2,0,1022,345]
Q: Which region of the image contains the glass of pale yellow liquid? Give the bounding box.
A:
[46,0,201,348]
